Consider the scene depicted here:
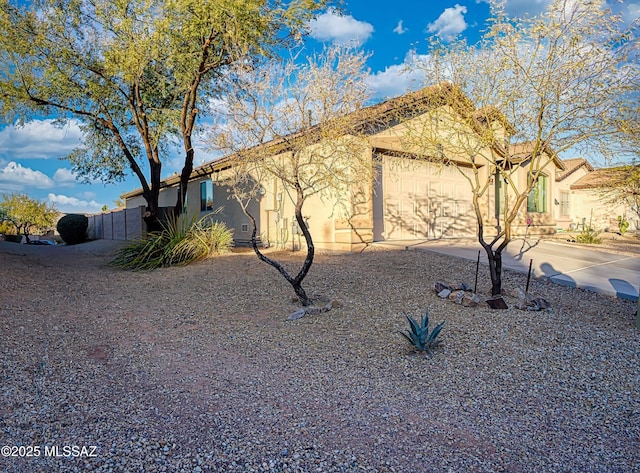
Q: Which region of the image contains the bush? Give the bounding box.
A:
[56,214,88,245]
[4,234,21,243]
[110,214,233,270]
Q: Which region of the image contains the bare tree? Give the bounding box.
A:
[599,164,640,225]
[398,0,639,299]
[210,44,374,306]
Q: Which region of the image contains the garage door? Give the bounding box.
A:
[378,157,476,240]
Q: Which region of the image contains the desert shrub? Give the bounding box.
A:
[110,213,233,270]
[575,226,602,244]
[399,307,445,356]
[56,214,88,245]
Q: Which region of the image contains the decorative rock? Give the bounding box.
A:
[458,282,473,292]
[437,288,452,299]
[531,297,551,310]
[461,292,481,307]
[287,309,306,320]
[306,307,322,316]
[434,281,451,293]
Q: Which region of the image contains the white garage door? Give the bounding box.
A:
[379,158,476,240]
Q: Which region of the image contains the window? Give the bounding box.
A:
[200,181,213,211]
[241,224,249,232]
[527,173,548,213]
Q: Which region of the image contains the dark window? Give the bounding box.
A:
[200,181,213,211]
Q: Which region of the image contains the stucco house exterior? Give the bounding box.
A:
[122,85,566,250]
[554,159,638,232]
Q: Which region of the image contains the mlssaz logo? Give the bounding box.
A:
[44,446,98,457]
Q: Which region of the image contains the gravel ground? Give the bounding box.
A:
[0,239,639,473]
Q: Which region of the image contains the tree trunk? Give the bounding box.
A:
[142,160,163,233]
[291,188,314,297]
[239,192,313,307]
[486,247,503,296]
[175,146,194,215]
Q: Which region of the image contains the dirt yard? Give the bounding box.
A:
[0,240,638,472]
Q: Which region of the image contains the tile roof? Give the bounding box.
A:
[556,158,594,182]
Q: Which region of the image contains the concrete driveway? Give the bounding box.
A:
[375,238,640,301]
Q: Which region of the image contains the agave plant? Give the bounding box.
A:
[399,307,444,355]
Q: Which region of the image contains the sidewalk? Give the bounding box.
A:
[374,237,640,301]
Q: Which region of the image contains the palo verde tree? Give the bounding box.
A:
[210,44,374,306]
[0,193,59,242]
[0,0,321,231]
[400,0,639,297]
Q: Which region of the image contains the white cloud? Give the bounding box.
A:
[308,9,374,44]
[427,4,468,42]
[0,119,83,160]
[47,193,103,214]
[53,168,78,186]
[0,161,54,192]
[393,20,407,35]
[367,50,428,99]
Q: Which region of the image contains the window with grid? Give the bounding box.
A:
[559,191,570,216]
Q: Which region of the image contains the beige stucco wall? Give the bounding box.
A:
[553,167,634,232]
[554,167,591,230]
[204,146,374,251]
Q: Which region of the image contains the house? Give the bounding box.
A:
[554,160,638,232]
[122,84,565,250]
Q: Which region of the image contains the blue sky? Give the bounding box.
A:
[0,0,638,214]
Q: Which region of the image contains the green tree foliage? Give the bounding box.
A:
[0,0,322,230]
[400,0,639,297]
[0,193,59,242]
